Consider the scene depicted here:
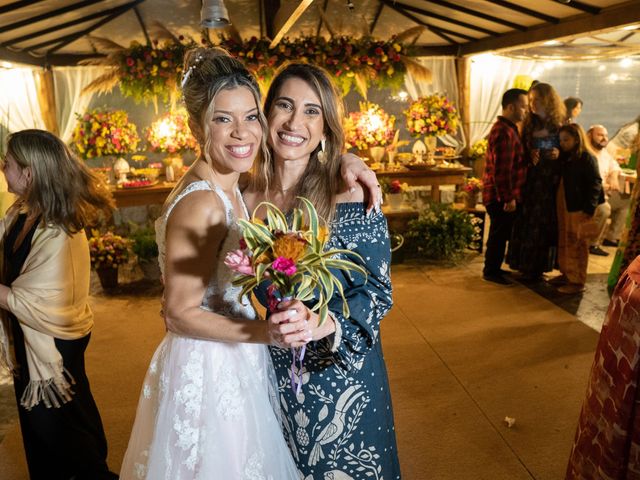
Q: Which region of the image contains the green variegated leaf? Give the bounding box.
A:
[298,197,319,236]
[255,262,268,284]
[331,276,351,318]
[324,258,368,278]
[231,276,257,288]
[266,206,288,233]
[292,208,303,231]
[318,303,328,326]
[238,219,274,246]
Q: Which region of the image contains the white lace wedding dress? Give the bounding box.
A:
[120,180,300,480]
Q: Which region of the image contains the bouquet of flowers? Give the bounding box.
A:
[88,231,132,270]
[344,102,396,151]
[463,177,483,195]
[71,108,140,159]
[404,94,459,138]
[469,139,488,161]
[224,197,366,394]
[145,109,198,153]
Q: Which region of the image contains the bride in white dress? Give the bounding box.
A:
[119,48,304,479]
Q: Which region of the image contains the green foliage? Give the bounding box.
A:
[405,203,475,260]
[129,224,158,262]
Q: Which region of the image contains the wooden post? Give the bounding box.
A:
[34,66,59,135]
[455,56,472,169]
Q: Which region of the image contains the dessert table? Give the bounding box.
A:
[110,182,175,209]
[377,165,472,202]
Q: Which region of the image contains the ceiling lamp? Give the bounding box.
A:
[201,0,231,28]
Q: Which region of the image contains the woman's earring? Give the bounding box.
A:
[317,137,327,164]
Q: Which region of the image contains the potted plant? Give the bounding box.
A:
[380,178,408,210]
[130,224,160,280]
[88,231,132,289]
[405,203,475,261]
[462,177,483,208]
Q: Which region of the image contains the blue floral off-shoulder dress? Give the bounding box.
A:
[254,202,401,480]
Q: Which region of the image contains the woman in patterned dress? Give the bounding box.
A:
[566,254,640,479]
[508,82,565,280]
[244,63,401,480]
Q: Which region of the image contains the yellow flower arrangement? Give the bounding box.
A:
[71,108,140,159]
[344,102,396,151]
[469,138,488,161]
[145,109,198,153]
[404,94,459,138]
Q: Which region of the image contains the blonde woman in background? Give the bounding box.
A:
[0,129,117,480]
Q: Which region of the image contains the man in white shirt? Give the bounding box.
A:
[588,125,630,255]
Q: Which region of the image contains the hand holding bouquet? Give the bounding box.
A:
[224,197,366,393]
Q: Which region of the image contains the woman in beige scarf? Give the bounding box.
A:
[0,130,118,479]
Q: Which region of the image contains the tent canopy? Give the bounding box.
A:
[0,0,639,67]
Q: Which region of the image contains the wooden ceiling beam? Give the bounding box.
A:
[263,0,280,40]
[315,0,329,38]
[0,45,101,66]
[47,0,144,54]
[269,0,314,48]
[409,44,458,56]
[418,0,526,31]
[0,0,45,15]
[558,0,601,16]
[0,0,107,34]
[488,0,559,24]
[382,0,474,43]
[133,6,151,46]
[369,0,384,36]
[392,1,497,36]
[1,0,143,47]
[459,1,640,56]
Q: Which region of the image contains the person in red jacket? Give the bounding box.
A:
[482,88,529,285]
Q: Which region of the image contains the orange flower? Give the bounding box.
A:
[272,233,308,262]
[317,226,330,245]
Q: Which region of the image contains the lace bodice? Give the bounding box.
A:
[155,180,256,320]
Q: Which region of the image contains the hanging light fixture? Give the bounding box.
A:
[201,0,231,28]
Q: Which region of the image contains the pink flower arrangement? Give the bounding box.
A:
[404,94,459,138]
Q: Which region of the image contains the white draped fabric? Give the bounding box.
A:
[0,68,46,132]
[53,66,106,143]
[469,54,538,145]
[404,56,465,149]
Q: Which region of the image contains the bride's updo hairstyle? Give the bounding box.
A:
[180,47,269,166]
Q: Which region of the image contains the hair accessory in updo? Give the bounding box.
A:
[181,53,204,88]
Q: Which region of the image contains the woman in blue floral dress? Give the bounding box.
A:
[243,63,400,479]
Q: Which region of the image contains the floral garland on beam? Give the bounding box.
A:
[82,26,430,102]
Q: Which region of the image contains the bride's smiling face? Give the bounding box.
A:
[267,77,325,163]
[207,86,263,174]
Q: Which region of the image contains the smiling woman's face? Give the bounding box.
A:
[206,86,262,174]
[267,77,325,163]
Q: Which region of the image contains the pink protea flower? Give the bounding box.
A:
[272,257,297,276]
[224,249,254,275]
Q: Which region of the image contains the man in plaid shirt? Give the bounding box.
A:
[482,88,529,285]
